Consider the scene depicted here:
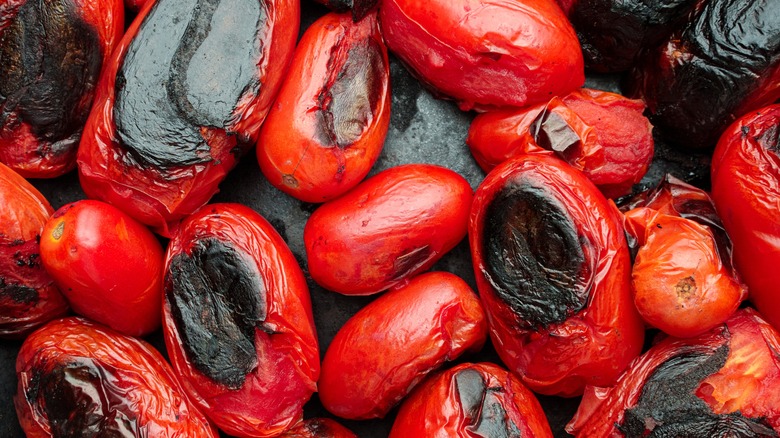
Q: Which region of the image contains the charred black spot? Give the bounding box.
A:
[455,369,522,438]
[317,0,378,21]
[390,245,433,282]
[483,181,590,329]
[456,369,487,421]
[756,124,780,154]
[0,278,38,304]
[530,109,581,161]
[166,238,265,389]
[302,418,338,437]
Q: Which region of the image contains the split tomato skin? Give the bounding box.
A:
[319,271,487,420]
[281,418,357,438]
[304,163,473,295]
[257,11,390,203]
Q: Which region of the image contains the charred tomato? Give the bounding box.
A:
[469,154,645,397]
[312,0,378,21]
[281,418,357,438]
[257,11,390,203]
[163,203,319,437]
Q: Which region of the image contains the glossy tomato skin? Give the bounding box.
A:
[469,154,645,397]
[0,0,123,178]
[163,203,319,437]
[379,0,584,111]
[711,105,780,330]
[389,362,553,438]
[39,199,164,337]
[567,309,780,436]
[319,272,487,419]
[15,317,217,437]
[281,418,357,438]
[258,11,390,203]
[304,164,472,295]
[0,163,67,338]
[77,0,299,235]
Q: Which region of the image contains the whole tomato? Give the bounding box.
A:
[281,418,357,438]
[39,199,164,337]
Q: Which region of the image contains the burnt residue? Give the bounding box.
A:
[530,109,581,162]
[0,278,39,304]
[455,369,522,438]
[757,124,780,154]
[165,238,266,389]
[483,182,590,329]
[114,0,264,169]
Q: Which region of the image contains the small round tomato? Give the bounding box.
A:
[39,199,164,337]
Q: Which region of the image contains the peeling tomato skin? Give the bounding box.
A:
[319,272,487,420]
[281,418,357,438]
[257,11,390,203]
[304,164,473,296]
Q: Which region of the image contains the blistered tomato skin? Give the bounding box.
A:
[319,272,487,420]
[257,11,390,203]
[389,362,553,438]
[15,317,217,438]
[281,418,357,438]
[379,0,584,111]
[163,203,319,438]
[39,199,164,337]
[469,154,645,397]
[77,0,299,235]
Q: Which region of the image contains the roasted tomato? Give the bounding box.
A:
[163,203,319,437]
[469,154,645,397]
[39,200,163,337]
[77,0,299,235]
[257,11,390,203]
[304,164,472,295]
[319,272,487,420]
[389,362,553,438]
[0,163,67,338]
[379,0,584,111]
[15,317,217,437]
[312,0,377,21]
[467,88,654,198]
[567,309,780,436]
[281,418,357,438]
[711,105,780,330]
[627,0,780,149]
[0,0,123,178]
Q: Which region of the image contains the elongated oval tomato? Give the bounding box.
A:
[163,203,319,437]
[258,11,390,203]
[0,163,67,338]
[0,0,123,178]
[77,0,299,235]
[15,317,217,438]
[39,199,164,337]
[319,272,487,419]
[469,154,645,396]
[281,418,357,438]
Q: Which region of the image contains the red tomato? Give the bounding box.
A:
[257,11,390,203]
[319,272,487,419]
[312,0,378,20]
[39,200,164,337]
[281,418,357,438]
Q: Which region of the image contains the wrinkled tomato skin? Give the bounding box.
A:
[319,272,487,420]
[281,418,357,438]
[469,154,645,397]
[77,0,299,236]
[379,0,584,111]
[39,199,164,337]
[0,163,67,338]
[0,0,123,179]
[567,309,780,436]
[389,362,553,438]
[304,164,472,295]
[163,203,319,437]
[257,11,390,203]
[15,317,217,438]
[711,105,780,331]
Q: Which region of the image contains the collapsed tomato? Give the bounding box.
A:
[281,418,357,438]
[319,272,487,419]
[257,11,390,203]
[312,0,378,21]
[77,0,299,235]
[15,317,217,437]
[389,362,553,438]
[163,203,319,437]
[0,0,123,178]
[469,154,645,397]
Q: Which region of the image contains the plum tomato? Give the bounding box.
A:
[257,11,390,203]
[281,418,357,438]
[312,0,378,21]
[39,199,164,337]
[379,0,584,111]
[163,203,319,437]
[389,362,553,438]
[0,163,68,338]
[318,272,487,420]
[15,317,217,437]
[77,0,299,235]
[469,154,645,397]
[0,0,123,178]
